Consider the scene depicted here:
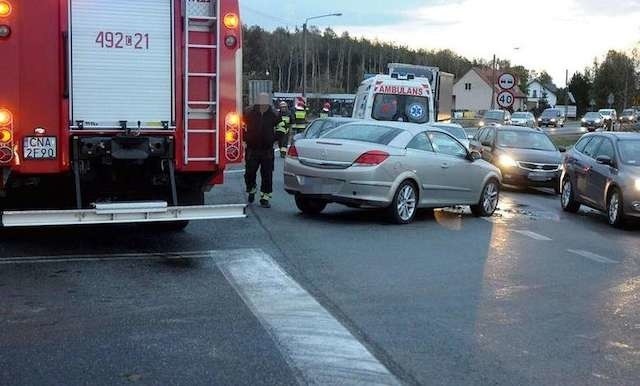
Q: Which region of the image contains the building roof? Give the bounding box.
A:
[527,79,558,95]
[471,67,527,99]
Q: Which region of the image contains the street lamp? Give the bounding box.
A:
[302,13,342,97]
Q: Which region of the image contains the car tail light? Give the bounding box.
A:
[354,150,389,166]
[287,145,299,159]
[224,112,241,162]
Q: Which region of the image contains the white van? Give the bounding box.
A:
[352,64,453,125]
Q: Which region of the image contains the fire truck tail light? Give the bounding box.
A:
[0,24,10,38]
[224,35,237,48]
[225,112,240,127]
[223,13,239,29]
[0,108,12,125]
[224,112,241,162]
[0,1,11,18]
[0,128,11,143]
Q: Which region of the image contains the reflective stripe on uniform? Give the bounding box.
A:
[261,192,273,200]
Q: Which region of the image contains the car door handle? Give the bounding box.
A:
[441,163,450,169]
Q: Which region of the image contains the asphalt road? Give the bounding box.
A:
[1,156,639,385]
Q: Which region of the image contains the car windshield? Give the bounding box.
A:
[436,125,466,140]
[372,94,430,124]
[622,109,635,115]
[618,140,640,165]
[584,112,601,119]
[322,124,402,145]
[497,130,557,151]
[541,110,560,118]
[512,113,529,119]
[599,110,613,116]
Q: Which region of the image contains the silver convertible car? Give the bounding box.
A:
[284,122,502,224]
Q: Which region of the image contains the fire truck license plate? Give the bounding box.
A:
[24,137,57,160]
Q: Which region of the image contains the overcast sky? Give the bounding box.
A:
[241,0,640,86]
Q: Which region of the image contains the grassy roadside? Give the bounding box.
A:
[551,135,581,149]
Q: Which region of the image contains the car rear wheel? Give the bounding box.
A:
[471,179,499,217]
[295,194,328,215]
[561,178,581,213]
[607,188,625,228]
[388,181,418,224]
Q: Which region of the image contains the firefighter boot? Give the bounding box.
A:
[247,188,257,204]
[260,193,272,208]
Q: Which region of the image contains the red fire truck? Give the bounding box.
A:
[0,0,245,228]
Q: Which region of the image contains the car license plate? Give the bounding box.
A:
[528,172,552,182]
[24,137,57,160]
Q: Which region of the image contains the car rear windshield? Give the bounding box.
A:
[322,124,403,145]
[497,130,557,151]
[584,112,601,119]
[372,94,430,124]
[618,140,640,165]
[541,109,560,118]
[484,111,504,120]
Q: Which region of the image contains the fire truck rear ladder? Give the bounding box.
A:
[184,10,218,164]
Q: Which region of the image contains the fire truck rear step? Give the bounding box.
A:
[1,202,246,227]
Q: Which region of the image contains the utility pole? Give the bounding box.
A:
[565,69,569,119]
[490,54,496,109]
[302,23,307,97]
[301,13,342,98]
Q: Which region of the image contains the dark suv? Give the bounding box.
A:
[538,108,566,128]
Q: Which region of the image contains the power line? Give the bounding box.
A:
[241,5,297,27]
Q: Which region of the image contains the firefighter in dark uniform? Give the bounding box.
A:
[244,93,281,208]
[276,101,293,158]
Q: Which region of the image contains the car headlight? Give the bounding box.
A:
[635,179,640,191]
[551,119,556,122]
[538,118,542,122]
[595,119,601,123]
[581,118,586,123]
[478,121,484,127]
[498,154,518,168]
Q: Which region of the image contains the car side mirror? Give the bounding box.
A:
[596,155,615,167]
[469,150,482,162]
[558,146,567,153]
[293,133,304,142]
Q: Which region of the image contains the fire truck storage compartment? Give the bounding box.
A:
[69,0,174,129]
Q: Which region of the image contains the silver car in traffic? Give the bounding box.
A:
[284,122,502,224]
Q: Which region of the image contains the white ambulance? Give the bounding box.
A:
[352,63,453,124]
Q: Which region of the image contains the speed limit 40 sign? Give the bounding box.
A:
[497,90,514,109]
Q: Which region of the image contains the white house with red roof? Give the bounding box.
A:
[453,67,527,113]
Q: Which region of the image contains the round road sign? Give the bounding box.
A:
[498,73,516,90]
[497,90,515,109]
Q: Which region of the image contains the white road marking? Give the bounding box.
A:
[567,249,619,264]
[218,249,400,386]
[511,230,552,241]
